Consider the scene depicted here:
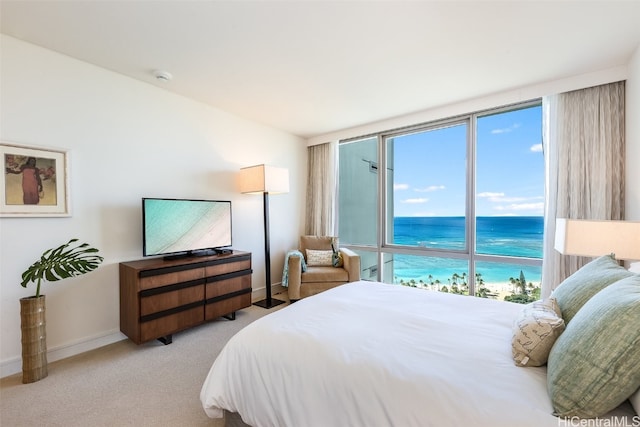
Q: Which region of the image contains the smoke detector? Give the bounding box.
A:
[153,70,173,82]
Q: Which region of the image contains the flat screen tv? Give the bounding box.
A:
[142,198,232,259]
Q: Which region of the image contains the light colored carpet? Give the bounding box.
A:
[0,302,284,427]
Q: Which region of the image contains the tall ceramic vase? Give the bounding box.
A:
[20,295,48,383]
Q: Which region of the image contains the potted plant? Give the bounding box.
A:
[19,238,103,383]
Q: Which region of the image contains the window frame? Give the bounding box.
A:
[338,99,543,296]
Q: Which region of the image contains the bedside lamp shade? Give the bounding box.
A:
[240,164,289,195]
[555,218,640,260]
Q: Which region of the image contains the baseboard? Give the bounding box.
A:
[251,283,286,302]
[0,329,126,379]
[1,284,288,379]
[273,284,286,298]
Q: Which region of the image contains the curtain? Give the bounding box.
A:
[541,81,626,298]
[305,141,337,236]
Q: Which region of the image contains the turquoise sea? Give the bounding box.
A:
[392,216,543,286]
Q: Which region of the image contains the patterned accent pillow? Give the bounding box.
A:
[306,249,333,266]
[547,275,640,418]
[550,254,634,324]
[511,298,565,367]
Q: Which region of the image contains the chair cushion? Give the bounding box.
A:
[302,266,349,282]
[547,274,640,418]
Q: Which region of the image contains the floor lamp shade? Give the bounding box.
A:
[239,164,289,195]
[554,218,640,260]
[239,164,289,309]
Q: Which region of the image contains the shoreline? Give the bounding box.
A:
[395,280,542,301]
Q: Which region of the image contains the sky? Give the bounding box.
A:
[392,104,544,217]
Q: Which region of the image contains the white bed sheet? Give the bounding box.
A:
[200,281,637,427]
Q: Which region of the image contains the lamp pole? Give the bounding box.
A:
[253,191,285,308]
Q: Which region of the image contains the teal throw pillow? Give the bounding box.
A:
[547,275,640,418]
[550,254,633,324]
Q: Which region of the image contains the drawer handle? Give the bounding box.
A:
[140,301,204,323]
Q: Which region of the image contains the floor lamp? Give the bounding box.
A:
[239,164,289,309]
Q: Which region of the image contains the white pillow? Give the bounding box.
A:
[306,249,333,266]
[511,297,565,367]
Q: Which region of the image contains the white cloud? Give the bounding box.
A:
[415,185,445,193]
[492,196,527,203]
[402,198,429,204]
[479,192,544,212]
[478,192,545,204]
[491,123,521,134]
[478,192,505,199]
[530,143,543,152]
[394,183,409,191]
[494,202,544,212]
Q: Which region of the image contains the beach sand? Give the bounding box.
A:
[398,280,541,302]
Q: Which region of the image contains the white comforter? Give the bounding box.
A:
[200,281,631,427]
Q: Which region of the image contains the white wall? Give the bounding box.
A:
[627,45,640,221]
[0,35,307,377]
[308,66,629,146]
[626,46,640,272]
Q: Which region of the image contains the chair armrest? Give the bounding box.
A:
[340,248,361,281]
[287,254,303,300]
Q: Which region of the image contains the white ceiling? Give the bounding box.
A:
[2,1,640,139]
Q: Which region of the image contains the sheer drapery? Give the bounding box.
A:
[305,141,337,236]
[541,81,626,298]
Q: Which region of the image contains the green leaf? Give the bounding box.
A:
[20,239,103,295]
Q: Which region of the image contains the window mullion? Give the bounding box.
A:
[468,115,477,296]
[378,134,386,281]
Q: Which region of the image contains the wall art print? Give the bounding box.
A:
[1,143,70,217]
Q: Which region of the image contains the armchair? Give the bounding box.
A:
[287,236,361,301]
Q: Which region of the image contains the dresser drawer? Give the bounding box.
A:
[140,306,203,342]
[139,268,204,291]
[140,285,204,316]
[205,293,251,320]
[205,259,251,277]
[205,273,251,298]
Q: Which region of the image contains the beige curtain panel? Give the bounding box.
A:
[305,142,336,236]
[541,81,626,297]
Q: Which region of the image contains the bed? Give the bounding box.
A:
[201,275,639,427]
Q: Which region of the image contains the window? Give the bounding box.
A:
[387,122,467,249]
[338,101,543,302]
[338,136,378,246]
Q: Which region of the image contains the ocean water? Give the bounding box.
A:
[392,216,543,286]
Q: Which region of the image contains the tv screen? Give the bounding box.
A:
[142,198,232,258]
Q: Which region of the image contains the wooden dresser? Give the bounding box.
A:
[119,251,252,344]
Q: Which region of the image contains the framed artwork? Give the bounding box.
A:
[1,143,70,217]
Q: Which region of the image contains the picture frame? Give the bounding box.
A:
[1,143,70,217]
